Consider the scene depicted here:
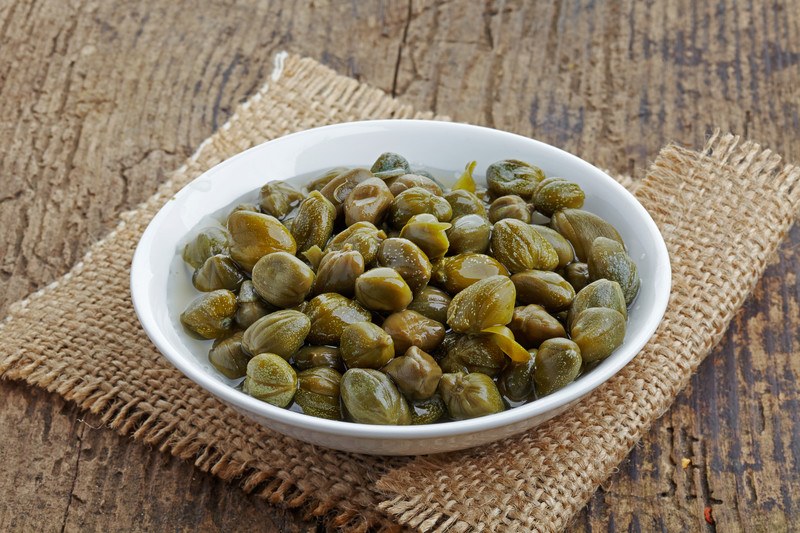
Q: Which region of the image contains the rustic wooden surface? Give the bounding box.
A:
[1,0,798,531]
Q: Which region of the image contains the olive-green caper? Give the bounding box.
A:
[382,346,442,400]
[340,368,411,425]
[180,289,237,339]
[389,173,443,196]
[344,177,394,226]
[208,331,250,379]
[292,345,344,372]
[290,191,336,253]
[340,321,395,369]
[312,246,365,297]
[382,309,446,355]
[564,262,590,293]
[533,177,585,216]
[550,208,623,261]
[568,279,627,329]
[242,353,297,407]
[491,219,559,273]
[399,213,451,261]
[252,252,315,308]
[192,254,245,292]
[438,372,505,420]
[409,395,446,424]
[308,167,348,192]
[510,269,575,311]
[294,367,342,420]
[587,236,640,305]
[182,227,231,269]
[497,355,537,402]
[258,180,305,219]
[446,275,515,334]
[532,225,575,268]
[533,338,582,396]
[319,168,373,214]
[354,267,413,313]
[304,293,372,345]
[389,187,453,229]
[407,286,451,324]
[370,152,411,178]
[235,281,275,329]
[325,221,387,265]
[227,211,296,272]
[444,189,487,219]
[446,214,491,255]
[432,253,509,294]
[485,159,545,199]
[488,195,531,223]
[570,307,626,363]
[376,238,432,293]
[439,334,507,377]
[242,310,311,360]
[508,305,566,348]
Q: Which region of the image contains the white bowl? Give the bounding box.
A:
[131,120,670,456]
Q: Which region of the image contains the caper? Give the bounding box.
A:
[182,227,231,270]
[382,346,442,400]
[438,372,505,420]
[510,269,575,311]
[291,191,336,253]
[242,310,311,360]
[235,280,275,329]
[304,293,372,345]
[340,321,395,369]
[313,246,365,297]
[491,219,559,273]
[192,254,245,292]
[243,353,297,408]
[533,177,585,216]
[508,304,566,348]
[294,367,342,420]
[564,262,590,292]
[550,208,623,261]
[208,331,250,379]
[389,187,452,229]
[344,177,394,226]
[439,334,507,377]
[180,289,237,339]
[259,180,305,219]
[409,395,446,424]
[319,168,373,214]
[497,355,537,402]
[432,253,509,295]
[532,225,575,268]
[340,368,411,425]
[382,309,446,355]
[444,189,487,219]
[389,173,443,196]
[570,307,626,363]
[370,152,411,177]
[354,267,413,313]
[407,286,451,324]
[488,195,531,223]
[292,345,344,372]
[446,275,515,334]
[486,159,545,199]
[399,213,451,261]
[446,214,491,255]
[376,237,432,293]
[533,338,582,396]
[568,279,627,330]
[252,252,315,308]
[587,236,640,305]
[325,221,387,265]
[308,167,348,192]
[227,211,296,272]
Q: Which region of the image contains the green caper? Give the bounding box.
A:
[227,211,296,272]
[446,214,491,255]
[292,345,344,372]
[444,189,487,218]
[533,338,582,396]
[399,213,451,261]
[192,254,245,292]
[389,187,452,229]
[564,262,590,292]
[407,286,451,324]
[182,227,231,270]
[446,275,515,334]
[304,293,372,345]
[382,309,446,355]
[510,269,575,311]
[235,280,275,329]
[409,395,446,424]
[570,307,626,363]
[308,167,348,192]
[568,279,627,329]
[497,355,537,402]
[438,372,505,420]
[252,252,315,308]
[258,180,305,219]
[382,346,442,400]
[319,168,373,214]
[340,321,395,369]
[533,177,585,216]
[550,208,623,261]
[491,219,559,273]
[488,195,531,223]
[532,225,574,268]
[508,304,566,348]
[312,246,365,297]
[290,191,336,253]
[243,353,297,407]
[325,221,387,265]
[439,334,507,377]
[242,310,311,360]
[389,173,443,196]
[208,331,250,379]
[370,152,411,177]
[354,267,413,313]
[294,367,342,420]
[180,289,237,339]
[344,177,394,226]
[376,237,432,293]
[432,253,509,294]
[340,368,411,425]
[486,159,545,199]
[587,236,640,305]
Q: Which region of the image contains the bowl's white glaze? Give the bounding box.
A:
[131,120,671,455]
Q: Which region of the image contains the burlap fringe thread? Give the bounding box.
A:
[1,53,799,532]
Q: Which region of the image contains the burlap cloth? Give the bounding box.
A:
[1,53,799,532]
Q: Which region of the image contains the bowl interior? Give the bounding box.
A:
[132,120,671,442]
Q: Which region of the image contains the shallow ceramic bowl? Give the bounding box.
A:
[131,120,671,456]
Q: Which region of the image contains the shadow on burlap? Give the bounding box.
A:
[1,53,798,532]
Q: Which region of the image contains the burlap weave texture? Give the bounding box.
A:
[1,54,798,532]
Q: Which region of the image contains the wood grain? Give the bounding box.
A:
[0,0,798,531]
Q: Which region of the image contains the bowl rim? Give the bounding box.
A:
[131,119,671,440]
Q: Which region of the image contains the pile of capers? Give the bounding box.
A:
[179,153,640,425]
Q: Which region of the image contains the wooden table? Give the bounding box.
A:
[1,1,798,531]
